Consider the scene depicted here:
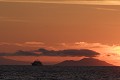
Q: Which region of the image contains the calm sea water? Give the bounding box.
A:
[0,66,120,80]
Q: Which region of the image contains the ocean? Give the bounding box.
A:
[0,66,120,80]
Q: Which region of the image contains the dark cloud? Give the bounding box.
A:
[0,53,12,56]
[0,48,100,57]
[59,49,100,57]
[0,50,38,56]
[36,48,50,53]
[38,49,100,57]
[13,50,38,56]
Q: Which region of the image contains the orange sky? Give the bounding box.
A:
[1,0,120,66]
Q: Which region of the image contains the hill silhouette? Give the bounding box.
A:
[56,58,114,66]
[0,57,29,65]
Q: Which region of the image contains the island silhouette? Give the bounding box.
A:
[0,57,114,66]
[55,58,114,66]
[0,57,29,65]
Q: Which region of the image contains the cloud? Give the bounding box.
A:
[25,42,44,45]
[95,7,119,11]
[56,42,120,57]
[0,48,100,57]
[19,42,45,47]
[35,48,100,57]
[57,42,110,50]
[0,16,28,22]
[1,41,120,58]
[0,41,46,53]
[0,50,38,56]
[1,0,120,5]
[13,50,38,56]
[0,42,11,45]
[56,42,120,60]
[0,41,45,48]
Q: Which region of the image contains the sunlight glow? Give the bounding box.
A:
[111,46,120,55]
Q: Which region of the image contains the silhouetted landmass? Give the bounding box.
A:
[56,58,114,66]
[31,60,43,66]
[0,57,30,65]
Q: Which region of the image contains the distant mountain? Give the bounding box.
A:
[56,58,114,66]
[0,57,30,65]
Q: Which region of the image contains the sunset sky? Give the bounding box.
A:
[1,0,120,65]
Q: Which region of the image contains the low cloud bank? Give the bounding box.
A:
[0,48,100,57]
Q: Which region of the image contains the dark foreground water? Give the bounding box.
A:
[0,66,120,80]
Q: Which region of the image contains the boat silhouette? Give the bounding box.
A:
[31,60,43,66]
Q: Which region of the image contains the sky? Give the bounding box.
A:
[1,0,120,65]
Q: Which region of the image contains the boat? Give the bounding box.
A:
[31,60,43,66]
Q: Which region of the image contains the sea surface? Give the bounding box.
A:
[0,66,120,80]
